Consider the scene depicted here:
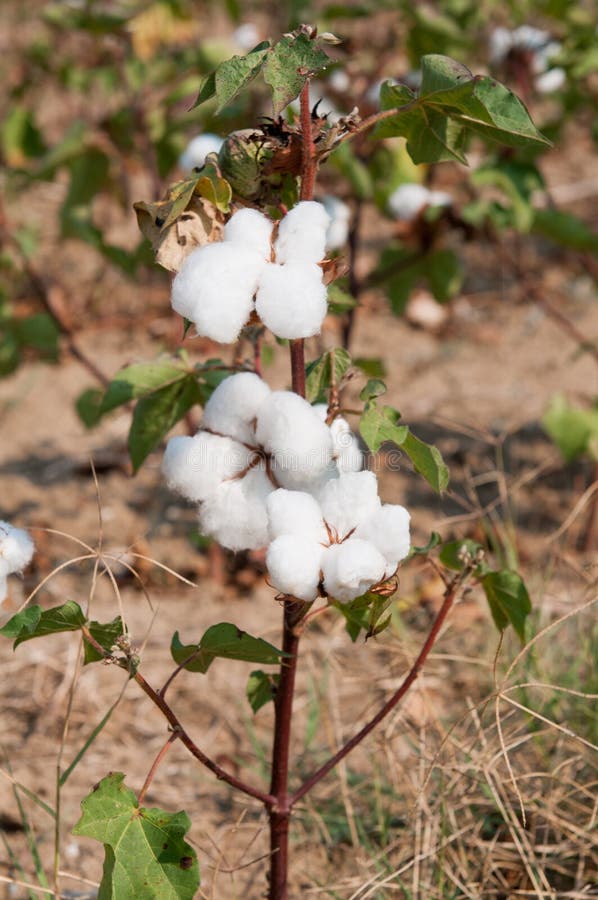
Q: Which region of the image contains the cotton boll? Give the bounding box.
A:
[179,134,224,172]
[172,242,266,343]
[232,22,260,50]
[256,391,334,490]
[199,466,272,551]
[202,372,271,446]
[318,471,381,539]
[427,190,452,209]
[266,489,327,542]
[224,208,273,259]
[322,538,387,603]
[356,504,410,571]
[387,183,430,221]
[329,416,363,473]
[162,433,252,503]
[266,534,324,601]
[321,196,351,251]
[255,262,327,339]
[0,521,34,577]
[274,201,331,264]
[535,67,565,93]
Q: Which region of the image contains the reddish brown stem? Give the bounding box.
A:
[299,81,316,202]
[290,575,460,806]
[138,731,179,805]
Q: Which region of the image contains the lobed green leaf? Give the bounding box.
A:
[171,623,287,675]
[482,570,531,642]
[263,33,330,116]
[246,670,280,713]
[0,601,86,648]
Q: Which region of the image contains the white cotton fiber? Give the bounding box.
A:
[387,183,430,221]
[202,372,271,446]
[179,133,224,172]
[266,489,327,542]
[162,433,251,503]
[318,471,381,540]
[224,208,273,259]
[266,534,324,601]
[329,416,363,473]
[356,503,411,571]
[0,521,34,577]
[0,575,7,606]
[274,201,331,264]
[256,391,333,490]
[255,262,328,339]
[321,196,350,251]
[171,242,266,343]
[322,538,387,603]
[199,465,272,551]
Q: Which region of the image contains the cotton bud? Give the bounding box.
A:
[322,538,388,604]
[318,471,381,540]
[255,262,328,339]
[266,489,328,543]
[274,201,331,264]
[162,433,252,503]
[355,503,410,571]
[172,242,266,343]
[202,372,271,446]
[179,134,224,172]
[256,391,334,490]
[199,465,272,551]
[0,521,34,605]
[224,208,273,259]
[266,535,324,601]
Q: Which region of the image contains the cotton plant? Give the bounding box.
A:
[0,30,542,900]
[0,521,34,606]
[387,182,452,221]
[489,24,566,94]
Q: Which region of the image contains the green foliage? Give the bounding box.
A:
[170,623,287,675]
[375,54,549,164]
[334,592,394,642]
[246,669,280,713]
[72,773,199,900]
[0,294,60,377]
[542,394,598,462]
[305,347,351,403]
[376,245,463,314]
[84,617,127,665]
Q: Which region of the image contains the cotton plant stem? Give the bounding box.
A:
[137,732,179,806]
[290,573,462,806]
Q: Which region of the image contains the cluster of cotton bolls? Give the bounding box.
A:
[163,373,410,602]
[0,521,34,607]
[387,183,452,222]
[171,201,331,343]
[489,25,565,94]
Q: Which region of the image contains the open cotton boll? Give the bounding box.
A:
[318,471,381,539]
[356,504,411,571]
[329,416,363,473]
[0,521,34,577]
[322,538,387,603]
[224,208,273,259]
[202,372,271,446]
[255,262,327,339]
[256,391,334,490]
[162,433,252,503]
[387,183,431,221]
[172,242,266,343]
[179,134,224,172]
[266,534,324,601]
[266,489,328,542]
[321,196,351,251]
[199,466,272,551]
[274,201,331,264]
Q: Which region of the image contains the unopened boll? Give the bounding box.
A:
[0,520,34,605]
[255,262,328,339]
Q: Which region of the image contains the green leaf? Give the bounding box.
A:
[192,70,216,108]
[192,42,270,111]
[72,773,199,900]
[305,348,351,403]
[375,55,549,165]
[246,670,279,713]
[128,376,202,473]
[401,430,450,493]
[542,394,598,462]
[194,161,232,213]
[366,594,394,640]
[84,617,125,665]
[439,539,485,572]
[353,357,386,378]
[0,601,86,648]
[359,403,407,453]
[426,249,463,302]
[13,314,60,357]
[411,532,442,555]
[482,570,531,642]
[170,623,287,675]
[76,388,105,429]
[532,208,598,252]
[100,361,188,415]
[359,378,387,402]
[263,33,330,116]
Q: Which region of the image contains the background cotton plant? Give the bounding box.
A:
[0,521,34,606]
